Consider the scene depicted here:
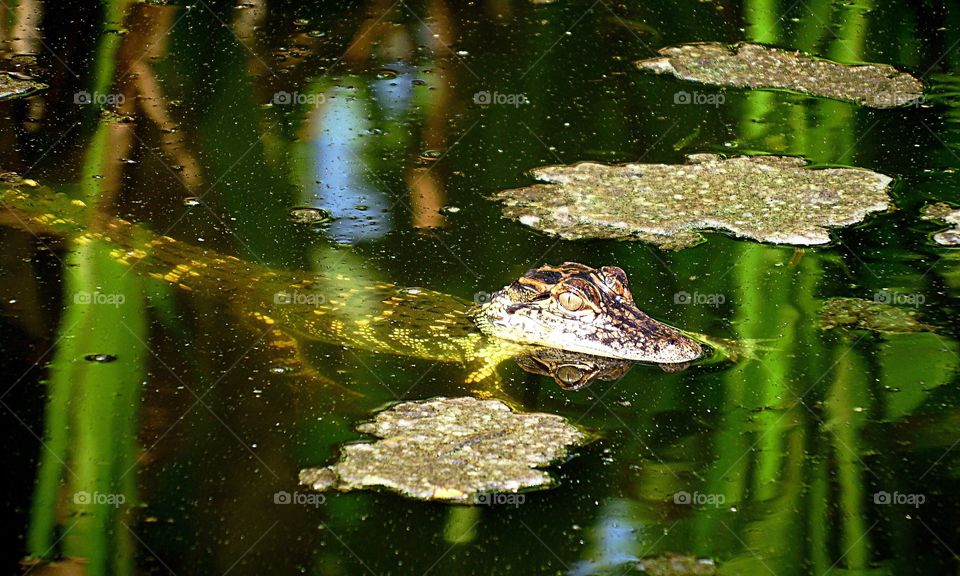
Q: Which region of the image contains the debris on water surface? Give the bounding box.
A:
[636,42,924,108]
[819,298,930,333]
[182,196,203,207]
[84,354,118,363]
[0,72,47,101]
[493,154,892,249]
[921,202,960,246]
[299,396,588,502]
[419,149,444,162]
[288,206,333,225]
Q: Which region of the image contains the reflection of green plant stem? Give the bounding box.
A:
[27,4,145,569]
[825,342,870,569]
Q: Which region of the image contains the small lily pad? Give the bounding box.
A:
[0,72,47,101]
[299,396,588,502]
[819,297,930,333]
[636,42,923,108]
[921,202,960,246]
[493,154,892,249]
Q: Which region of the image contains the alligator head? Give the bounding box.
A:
[473,262,703,364]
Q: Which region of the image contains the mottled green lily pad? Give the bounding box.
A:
[299,396,587,502]
[820,297,930,333]
[0,72,46,101]
[636,42,923,108]
[921,202,960,246]
[494,154,892,250]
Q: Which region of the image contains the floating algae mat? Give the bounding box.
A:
[921,203,960,246]
[636,42,924,108]
[819,297,930,333]
[299,396,588,502]
[493,154,892,249]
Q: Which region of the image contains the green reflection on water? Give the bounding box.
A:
[7,0,960,574]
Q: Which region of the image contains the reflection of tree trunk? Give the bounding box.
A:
[407,0,454,228]
[113,4,204,194]
[3,0,46,134]
[344,0,398,64]
[11,0,41,54]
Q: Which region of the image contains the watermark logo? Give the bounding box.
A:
[874,491,925,508]
[473,291,492,305]
[273,291,326,306]
[473,493,525,507]
[874,92,925,108]
[873,291,925,308]
[674,291,725,308]
[74,491,126,507]
[74,291,125,307]
[74,90,125,106]
[674,90,724,108]
[673,490,726,507]
[273,491,326,507]
[473,91,529,107]
[272,91,326,107]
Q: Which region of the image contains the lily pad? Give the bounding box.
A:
[921,202,960,246]
[636,42,923,108]
[819,297,930,333]
[299,396,587,502]
[493,154,892,249]
[0,72,47,101]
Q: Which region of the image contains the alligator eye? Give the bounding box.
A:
[555,365,586,388]
[557,291,585,311]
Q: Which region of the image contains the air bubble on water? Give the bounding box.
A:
[419,149,443,161]
[183,197,202,207]
[84,354,118,363]
[376,68,399,79]
[439,205,461,215]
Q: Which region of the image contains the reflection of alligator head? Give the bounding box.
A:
[515,347,692,390]
[474,263,703,363]
[514,347,633,390]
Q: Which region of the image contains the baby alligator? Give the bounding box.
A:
[0,180,703,382]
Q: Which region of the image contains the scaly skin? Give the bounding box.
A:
[473,262,703,364]
[0,181,704,384]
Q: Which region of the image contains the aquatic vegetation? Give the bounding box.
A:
[299,396,587,502]
[921,202,960,246]
[636,42,924,108]
[493,154,892,249]
[819,297,930,333]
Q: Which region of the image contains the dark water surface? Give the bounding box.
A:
[3,1,960,574]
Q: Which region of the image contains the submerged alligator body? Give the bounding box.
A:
[0,180,704,383]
